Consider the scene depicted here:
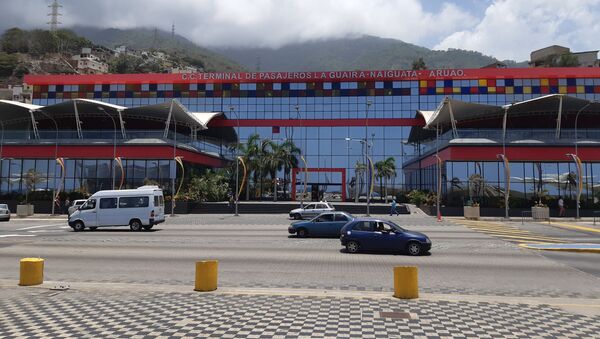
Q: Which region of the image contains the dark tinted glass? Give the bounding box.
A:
[119,196,149,208]
[335,214,349,221]
[319,214,334,221]
[352,221,374,231]
[99,198,117,209]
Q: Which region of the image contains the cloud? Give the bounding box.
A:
[434,0,600,61]
[1,0,475,48]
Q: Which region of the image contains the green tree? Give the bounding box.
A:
[235,133,261,200]
[375,157,396,202]
[0,27,29,53]
[558,53,580,67]
[186,169,230,202]
[0,52,18,77]
[277,139,300,200]
[411,57,427,70]
[110,54,141,73]
[23,169,45,204]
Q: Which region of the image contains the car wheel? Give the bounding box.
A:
[346,241,360,253]
[72,221,85,232]
[406,241,422,256]
[89,227,97,231]
[297,228,308,238]
[293,213,302,220]
[143,225,153,231]
[129,219,142,232]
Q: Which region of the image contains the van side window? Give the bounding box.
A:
[159,196,164,206]
[154,196,159,207]
[119,196,149,208]
[100,198,117,209]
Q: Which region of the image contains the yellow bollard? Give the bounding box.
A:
[19,258,44,286]
[194,260,218,292]
[393,266,418,299]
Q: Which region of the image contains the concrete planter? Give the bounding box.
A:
[16,204,34,217]
[532,206,549,220]
[463,206,480,220]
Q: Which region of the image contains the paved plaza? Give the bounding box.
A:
[1,212,599,337]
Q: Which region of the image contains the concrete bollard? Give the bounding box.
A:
[194,260,218,292]
[19,258,44,286]
[393,266,418,299]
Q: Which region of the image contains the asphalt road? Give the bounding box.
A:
[1,214,599,298]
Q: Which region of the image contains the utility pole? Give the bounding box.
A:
[47,0,62,32]
[171,22,175,40]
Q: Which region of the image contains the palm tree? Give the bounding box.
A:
[256,138,275,199]
[274,139,300,200]
[375,160,386,202]
[380,157,397,203]
[236,133,260,200]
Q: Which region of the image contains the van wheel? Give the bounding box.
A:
[72,221,85,232]
[129,219,142,232]
[143,225,153,231]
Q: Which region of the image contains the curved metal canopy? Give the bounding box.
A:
[0,98,237,143]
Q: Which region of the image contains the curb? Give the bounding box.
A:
[519,243,600,254]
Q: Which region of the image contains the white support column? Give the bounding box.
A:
[447,99,459,139]
[555,95,563,139]
[29,110,40,139]
[73,101,83,139]
[163,100,174,139]
[117,109,127,139]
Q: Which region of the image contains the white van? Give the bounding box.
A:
[68,186,165,232]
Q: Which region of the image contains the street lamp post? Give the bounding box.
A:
[571,102,592,220]
[365,100,372,216]
[230,106,240,216]
[295,105,307,208]
[98,107,117,190]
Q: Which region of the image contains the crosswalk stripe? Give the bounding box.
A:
[453,220,564,244]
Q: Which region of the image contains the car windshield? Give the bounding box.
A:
[0,204,7,209]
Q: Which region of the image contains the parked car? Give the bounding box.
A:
[68,186,165,232]
[289,202,335,220]
[0,204,10,221]
[67,199,87,216]
[340,218,431,255]
[289,211,354,238]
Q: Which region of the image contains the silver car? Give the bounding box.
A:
[68,199,87,216]
[289,202,335,220]
[0,204,10,221]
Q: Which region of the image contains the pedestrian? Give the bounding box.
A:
[390,198,400,216]
[228,194,235,211]
[63,197,70,215]
[558,196,565,217]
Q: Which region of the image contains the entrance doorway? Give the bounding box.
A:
[291,168,346,202]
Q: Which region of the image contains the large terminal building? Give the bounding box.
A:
[5,67,600,208]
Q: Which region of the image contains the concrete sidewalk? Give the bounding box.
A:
[1,280,599,338]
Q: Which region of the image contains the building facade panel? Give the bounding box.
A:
[22,68,600,202]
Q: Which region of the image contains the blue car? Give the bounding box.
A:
[288,211,354,238]
[340,218,432,255]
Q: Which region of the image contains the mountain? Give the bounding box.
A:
[71,26,245,72]
[215,35,527,71]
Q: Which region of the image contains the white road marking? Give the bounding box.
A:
[16,223,65,231]
[0,234,36,238]
[28,230,67,233]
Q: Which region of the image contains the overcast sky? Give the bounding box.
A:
[1,0,599,61]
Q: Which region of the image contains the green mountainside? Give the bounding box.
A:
[215,35,527,71]
[71,26,245,72]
